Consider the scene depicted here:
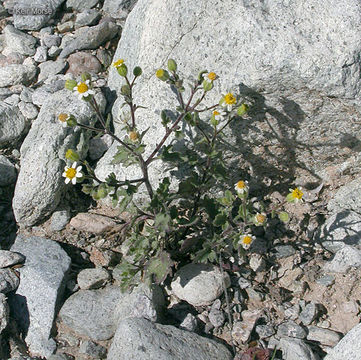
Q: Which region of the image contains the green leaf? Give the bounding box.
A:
[213,213,227,227]
[145,252,174,284]
[279,211,290,223]
[202,197,217,220]
[169,205,178,219]
[154,213,171,233]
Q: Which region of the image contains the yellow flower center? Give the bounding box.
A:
[58,113,68,122]
[224,93,236,105]
[243,236,252,245]
[77,82,88,94]
[236,180,246,189]
[65,168,77,179]
[292,188,303,200]
[207,72,217,81]
[113,59,124,68]
[156,69,164,77]
[256,214,266,223]
[213,110,220,116]
[129,131,138,142]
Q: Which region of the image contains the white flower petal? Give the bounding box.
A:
[76,166,82,172]
[62,172,67,177]
[72,162,77,168]
[75,172,83,178]
[65,177,70,184]
[71,177,77,185]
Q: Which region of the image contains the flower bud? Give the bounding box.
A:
[279,211,290,223]
[202,79,213,92]
[133,66,142,77]
[65,149,80,161]
[167,59,177,72]
[129,131,139,142]
[117,64,128,77]
[97,184,109,199]
[156,69,169,81]
[64,79,77,91]
[121,84,131,96]
[66,116,77,127]
[237,103,249,116]
[81,72,91,82]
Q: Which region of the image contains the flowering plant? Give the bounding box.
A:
[60,60,304,290]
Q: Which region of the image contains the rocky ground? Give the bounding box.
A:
[0,0,361,359]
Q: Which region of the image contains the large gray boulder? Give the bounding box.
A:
[12,89,105,227]
[97,0,361,197]
[9,235,71,358]
[107,317,233,360]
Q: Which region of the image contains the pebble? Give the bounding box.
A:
[249,253,266,272]
[0,268,20,293]
[69,212,117,234]
[232,309,262,343]
[77,268,110,290]
[57,21,75,33]
[324,245,361,273]
[42,34,62,48]
[208,307,225,328]
[67,51,102,76]
[279,338,317,360]
[79,340,107,358]
[307,325,342,347]
[75,9,101,28]
[299,302,321,325]
[0,63,37,87]
[273,245,296,259]
[96,48,112,68]
[3,94,20,106]
[18,101,39,120]
[255,324,275,338]
[48,46,62,58]
[0,293,9,334]
[4,25,37,56]
[0,250,25,268]
[89,134,113,160]
[34,46,48,63]
[0,103,27,147]
[316,274,335,286]
[38,59,68,82]
[284,303,300,320]
[277,320,307,339]
[20,87,34,103]
[179,313,198,332]
[66,0,99,11]
[50,209,71,231]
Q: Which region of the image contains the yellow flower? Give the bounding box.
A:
[73,80,94,100]
[239,234,255,250]
[206,72,218,81]
[113,59,125,68]
[288,187,304,203]
[221,92,237,111]
[62,162,83,185]
[156,68,169,81]
[234,180,249,195]
[254,212,267,226]
[129,131,139,142]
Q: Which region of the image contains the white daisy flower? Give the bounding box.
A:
[221,92,237,111]
[254,212,267,226]
[73,80,94,100]
[234,180,249,195]
[62,162,83,185]
[239,234,255,250]
[212,110,227,122]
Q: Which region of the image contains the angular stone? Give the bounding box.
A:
[328,178,361,214]
[4,94,20,106]
[34,46,48,63]
[179,313,197,332]
[12,90,104,226]
[307,326,342,347]
[20,87,34,103]
[107,317,233,360]
[59,283,164,341]
[0,293,9,334]
[50,209,70,231]
[0,250,25,268]
[324,245,361,273]
[4,25,37,56]
[320,211,361,253]
[0,268,20,293]
[299,302,321,326]
[59,20,118,58]
[0,155,17,186]
[279,338,317,360]
[324,323,361,360]
[69,213,116,234]
[79,340,106,358]
[18,101,39,120]
[57,21,74,33]
[13,0,66,31]
[0,103,27,148]
[277,320,307,339]
[66,0,98,11]
[102,0,137,20]
[9,235,71,358]
[42,34,61,48]
[75,9,101,28]
[67,51,102,76]
[89,134,113,160]
[38,59,68,82]
[256,324,275,338]
[171,263,230,306]
[0,63,37,87]
[77,268,110,289]
[232,309,263,343]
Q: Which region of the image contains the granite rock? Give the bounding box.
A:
[0,155,17,186]
[4,25,37,56]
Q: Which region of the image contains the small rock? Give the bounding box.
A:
[57,21,74,33]
[0,63,37,87]
[18,101,39,120]
[279,338,317,360]
[102,0,137,20]
[88,134,113,160]
[66,0,98,11]
[249,253,266,272]
[0,268,19,293]
[256,324,275,338]
[232,309,263,343]
[307,326,342,347]
[89,248,120,267]
[96,48,112,68]
[75,9,101,28]
[59,20,118,58]
[0,155,17,186]
[42,34,61,48]
[50,209,71,231]
[38,59,68,82]
[179,313,198,332]
[0,250,25,268]
[79,340,106,358]
[4,25,37,56]
[67,51,102,76]
[273,245,296,259]
[107,317,233,360]
[208,307,225,328]
[171,263,230,307]
[277,320,307,339]
[299,302,321,325]
[4,94,20,106]
[284,304,300,321]
[315,274,335,286]
[324,245,361,273]
[48,45,61,58]
[70,213,117,234]
[0,293,9,334]
[20,87,34,103]
[77,268,110,289]
[238,276,251,289]
[34,46,48,63]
